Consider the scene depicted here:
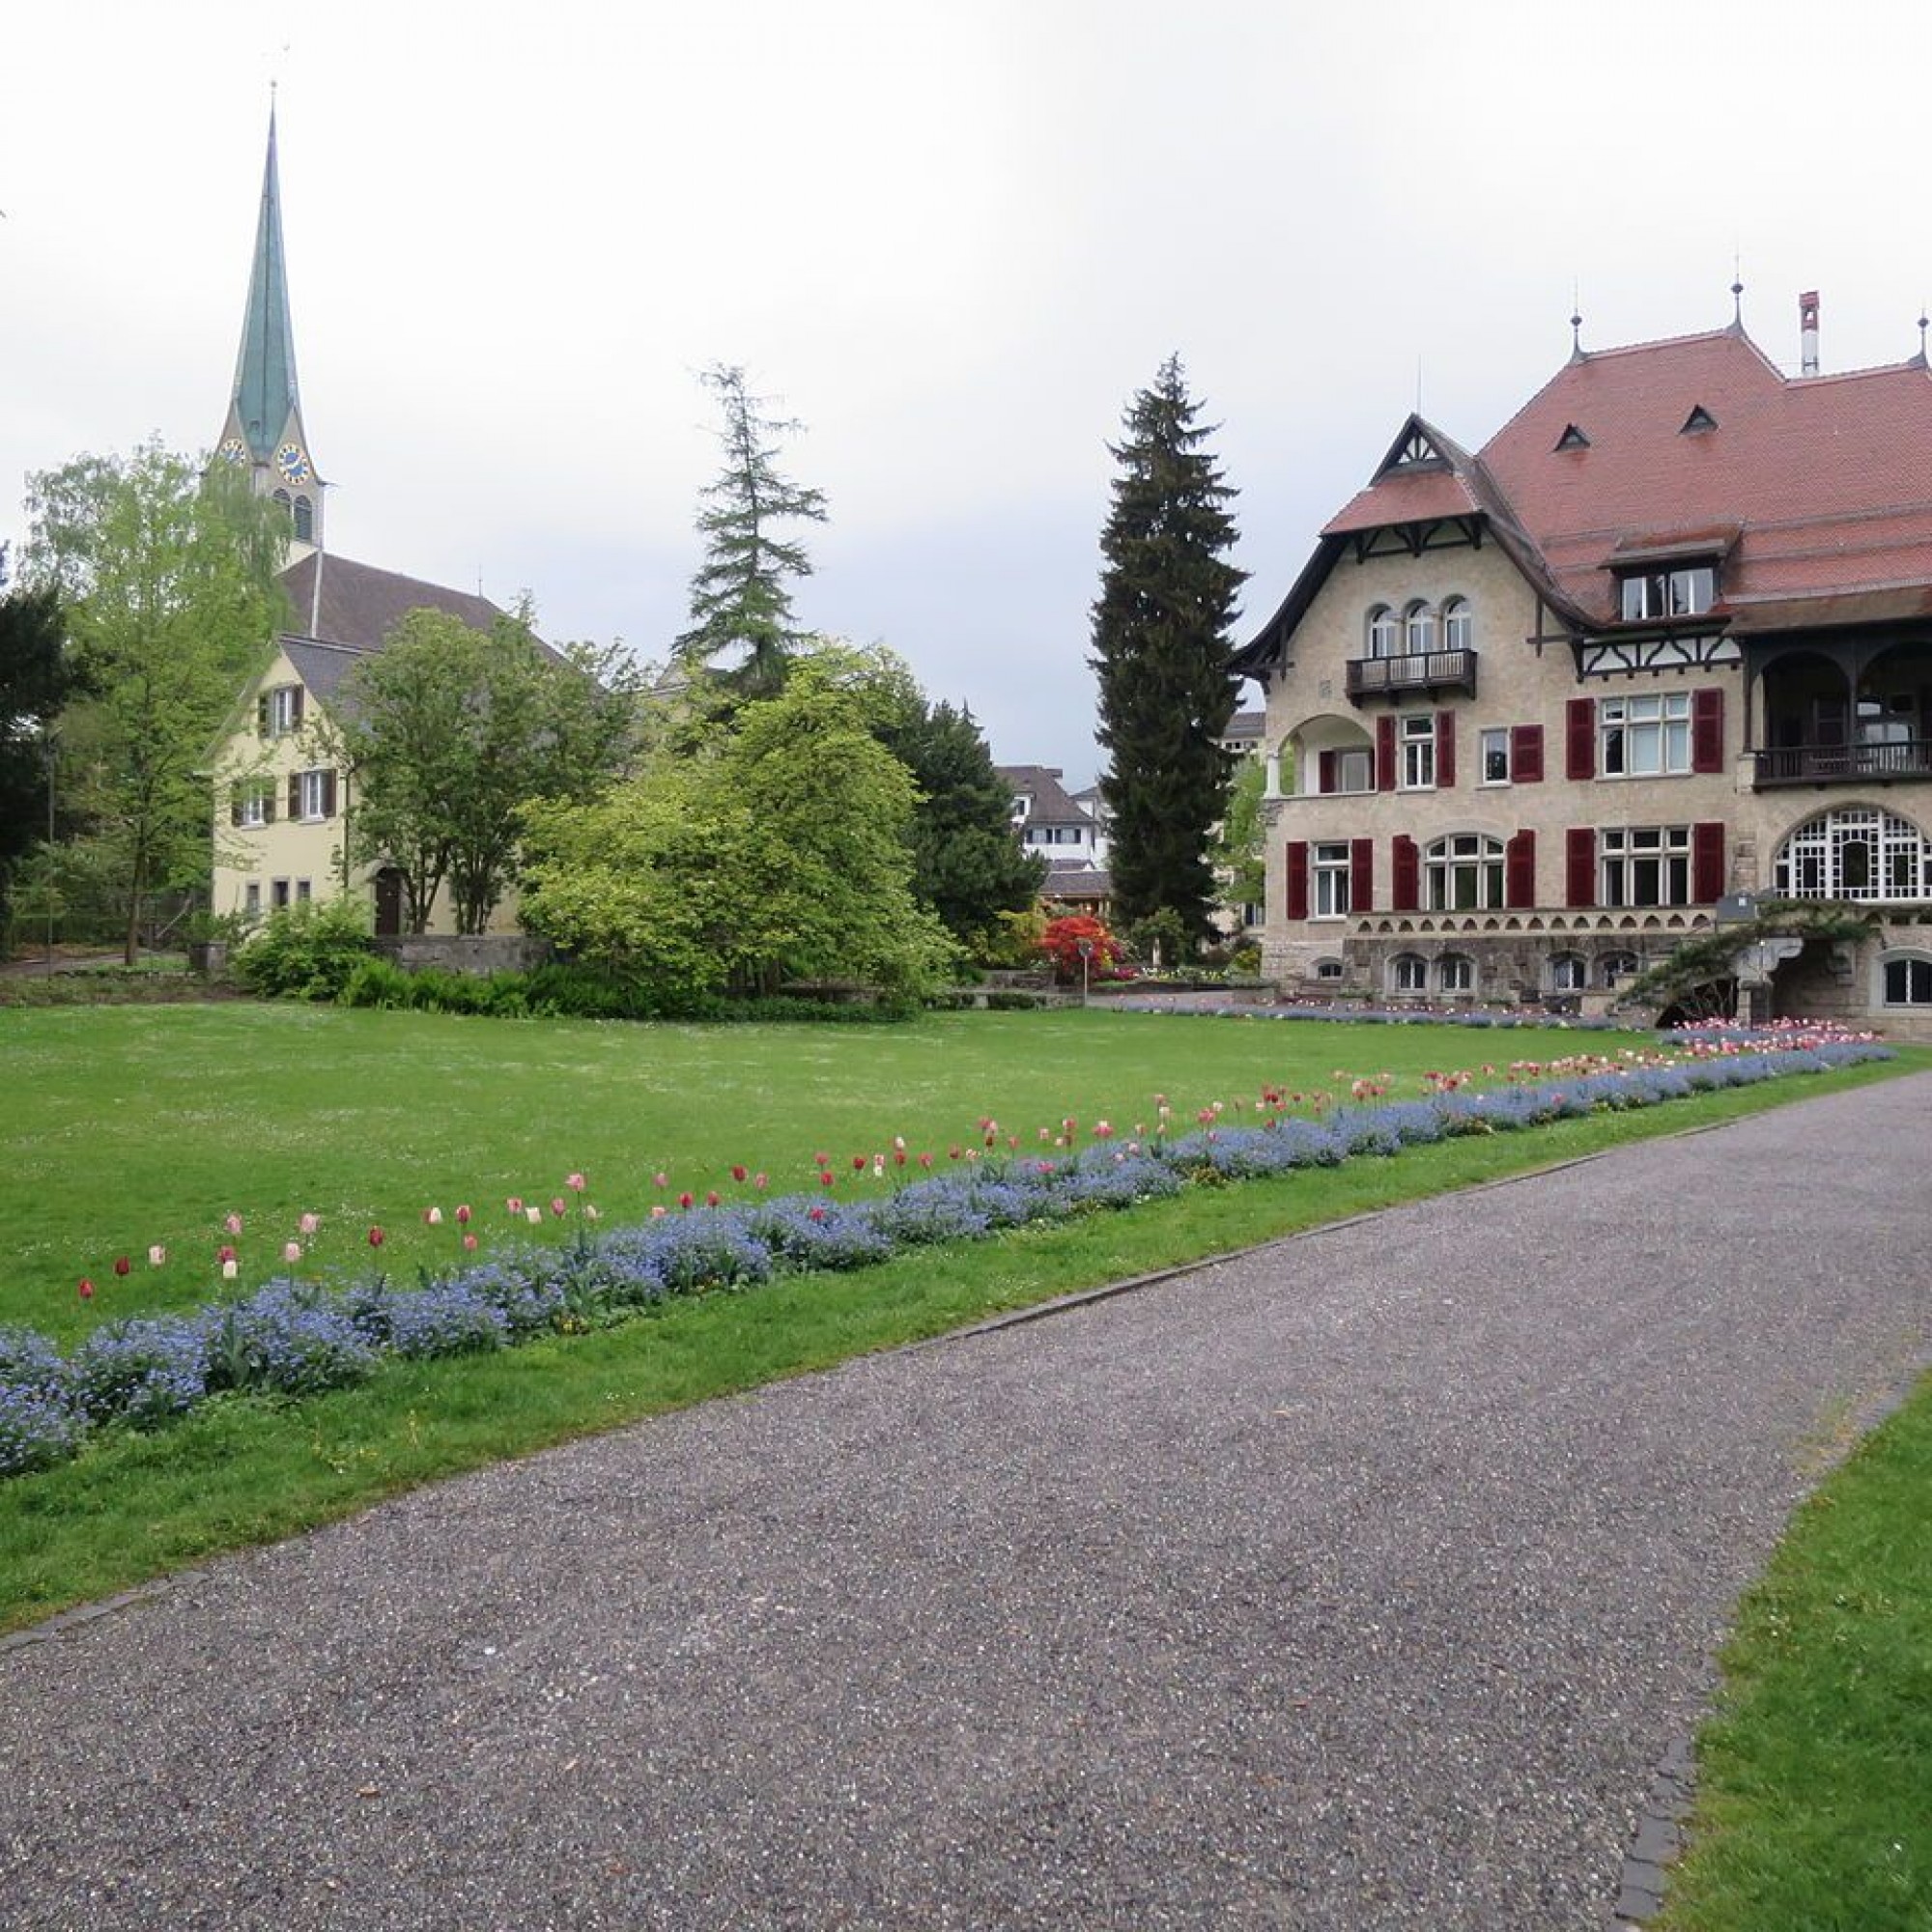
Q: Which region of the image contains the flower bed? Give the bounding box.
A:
[0,1030,1892,1479]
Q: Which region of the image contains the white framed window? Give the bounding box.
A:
[1776,808,1932,902]
[1400,714,1436,789]
[1601,692,1691,777]
[1367,607,1399,659]
[297,767,336,822]
[1601,826,1691,907]
[1404,601,1435,656]
[1550,952,1587,991]
[1437,953,1474,994]
[1325,747,1374,794]
[1441,597,1473,652]
[1240,901,1264,929]
[1883,955,1932,1005]
[259,683,304,738]
[1480,727,1511,784]
[1391,952,1428,994]
[1313,842,1351,919]
[1425,833,1506,912]
[1619,564,1717,621]
[234,783,274,828]
[1315,957,1345,981]
[1602,950,1639,987]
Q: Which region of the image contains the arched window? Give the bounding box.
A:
[1602,951,1639,987]
[1774,807,1932,902]
[1367,606,1399,659]
[272,488,292,511]
[1390,952,1428,994]
[1549,953,1587,991]
[1438,953,1475,994]
[292,495,314,542]
[1441,596,1473,652]
[1424,833,1506,911]
[1882,953,1932,1005]
[1404,600,1435,656]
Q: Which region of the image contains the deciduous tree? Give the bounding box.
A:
[24,443,289,962]
[1090,355,1246,944]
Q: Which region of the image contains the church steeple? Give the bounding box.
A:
[214,100,324,555]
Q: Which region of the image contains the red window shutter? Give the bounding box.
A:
[1350,837,1374,912]
[1392,835,1420,911]
[1435,710,1456,788]
[1318,749,1337,794]
[1506,829,1536,909]
[287,774,301,820]
[1566,827,1596,908]
[321,770,337,819]
[1566,696,1596,780]
[1512,723,1545,782]
[1376,715,1397,792]
[1691,687,1724,773]
[1284,840,1309,922]
[1692,821,1726,902]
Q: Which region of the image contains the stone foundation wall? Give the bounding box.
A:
[374,934,554,977]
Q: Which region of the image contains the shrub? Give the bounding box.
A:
[0,1383,86,1477]
[340,955,415,1009]
[69,1317,212,1428]
[234,899,377,1000]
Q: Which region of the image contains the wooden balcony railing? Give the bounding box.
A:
[1345,648,1478,703]
[1753,740,1932,785]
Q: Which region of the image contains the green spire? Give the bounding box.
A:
[229,104,300,462]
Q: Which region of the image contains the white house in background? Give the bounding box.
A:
[998,763,1113,915]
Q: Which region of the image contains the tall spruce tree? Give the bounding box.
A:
[676,364,829,700]
[1090,355,1246,941]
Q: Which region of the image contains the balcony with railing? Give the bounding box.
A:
[1752,739,1932,786]
[1345,648,1477,704]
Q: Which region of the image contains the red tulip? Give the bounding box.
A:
[77,1277,95,1300]
[730,1164,748,1183]
[705,1190,721,1208]
[819,1171,836,1188]
[851,1153,867,1171]
[678,1191,694,1210]
[217,1243,237,1264]
[113,1256,130,1277]
[367,1226,385,1248]
[455,1204,471,1225]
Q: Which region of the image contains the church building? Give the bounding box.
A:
[209,109,513,936]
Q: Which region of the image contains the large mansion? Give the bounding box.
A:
[1235,299,1932,1037]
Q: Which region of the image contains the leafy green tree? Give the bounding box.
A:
[676,363,829,699]
[521,657,955,1000]
[878,695,1046,951]
[0,566,85,942]
[1090,355,1246,944]
[338,606,639,935]
[1212,753,1268,922]
[23,442,290,962]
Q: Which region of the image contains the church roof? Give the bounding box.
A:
[278,552,506,653]
[229,108,302,465]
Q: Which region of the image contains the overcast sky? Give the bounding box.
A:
[4,2,1927,787]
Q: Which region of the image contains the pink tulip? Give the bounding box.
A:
[705,1190,721,1208]
[753,1173,768,1191]
[654,1172,668,1189]
[650,1205,667,1219]
[1094,1121,1114,1139]
[223,1212,243,1236]
[550,1197,567,1218]
[283,1240,302,1263]
[506,1196,524,1215]
[919,1153,932,1170]
[462,1232,478,1251]
[298,1211,321,1236]
[77,1276,95,1300]
[566,1172,587,1192]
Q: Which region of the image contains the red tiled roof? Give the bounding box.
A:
[1478,328,1932,625]
[1322,467,1483,534]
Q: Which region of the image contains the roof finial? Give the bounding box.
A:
[1730,254,1745,328]
[1919,307,1929,364]
[1569,281,1583,360]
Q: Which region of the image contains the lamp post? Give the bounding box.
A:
[43,720,56,975]
[1077,935,1094,1007]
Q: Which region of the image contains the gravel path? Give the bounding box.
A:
[5,1073,1930,1930]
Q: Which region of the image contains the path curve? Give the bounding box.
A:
[5,1073,1930,1929]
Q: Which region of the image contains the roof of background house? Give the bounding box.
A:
[996,763,1093,824]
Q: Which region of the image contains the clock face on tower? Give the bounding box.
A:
[218,437,247,465]
[275,441,311,485]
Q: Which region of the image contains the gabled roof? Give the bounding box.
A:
[278,552,505,653]
[995,763,1092,825]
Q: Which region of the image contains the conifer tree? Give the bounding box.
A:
[676,364,828,699]
[1089,355,1246,941]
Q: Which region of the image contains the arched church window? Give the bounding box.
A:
[293,496,314,542]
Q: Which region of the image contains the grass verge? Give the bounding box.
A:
[0,1050,1913,1636]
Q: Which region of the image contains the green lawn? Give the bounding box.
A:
[1,1001,1646,1344]
[2,1000,1927,1923]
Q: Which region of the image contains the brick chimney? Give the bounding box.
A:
[1800,290,1820,376]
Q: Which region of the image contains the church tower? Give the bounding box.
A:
[213,103,324,557]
